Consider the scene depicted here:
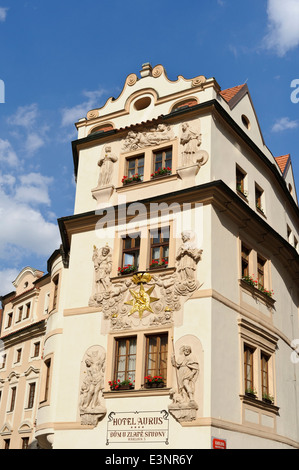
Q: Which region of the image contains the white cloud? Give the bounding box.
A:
[0,138,19,166]
[0,7,8,22]
[7,103,39,129]
[0,269,19,296]
[264,0,299,56]
[272,117,299,132]
[0,186,60,260]
[14,172,53,206]
[25,132,45,154]
[7,104,49,156]
[61,88,106,127]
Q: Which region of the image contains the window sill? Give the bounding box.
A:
[116,173,178,192]
[239,279,275,307]
[240,394,279,414]
[110,268,176,282]
[103,387,171,399]
[236,189,249,202]
[256,207,267,219]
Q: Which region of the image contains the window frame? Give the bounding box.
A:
[145,333,168,381]
[149,227,170,268]
[120,233,141,271]
[113,336,137,385]
[125,154,145,182]
[152,147,173,176]
[236,165,248,198]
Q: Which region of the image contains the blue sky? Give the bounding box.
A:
[0,0,299,295]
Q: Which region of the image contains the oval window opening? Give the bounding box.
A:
[134,96,152,111]
[241,114,250,129]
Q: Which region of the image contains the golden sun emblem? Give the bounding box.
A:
[125,283,159,319]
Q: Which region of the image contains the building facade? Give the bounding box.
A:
[1,64,299,449]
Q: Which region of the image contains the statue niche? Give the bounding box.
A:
[169,342,200,423]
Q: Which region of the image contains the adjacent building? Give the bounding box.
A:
[1,64,299,449]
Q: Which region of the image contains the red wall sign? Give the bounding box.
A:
[212,437,227,449]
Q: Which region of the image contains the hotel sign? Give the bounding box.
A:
[106,410,169,445]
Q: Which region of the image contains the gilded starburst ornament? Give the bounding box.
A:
[125,283,159,319]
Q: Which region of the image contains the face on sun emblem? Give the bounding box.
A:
[125,283,159,319]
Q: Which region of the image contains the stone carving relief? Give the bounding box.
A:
[169,344,200,423]
[89,231,203,332]
[79,346,107,426]
[122,123,174,152]
[180,122,209,169]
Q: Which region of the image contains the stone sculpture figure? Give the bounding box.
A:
[171,345,199,403]
[176,231,203,283]
[79,348,107,426]
[169,345,199,422]
[93,245,112,294]
[180,123,202,167]
[97,146,118,187]
[122,124,173,151]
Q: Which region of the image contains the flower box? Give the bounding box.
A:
[109,379,134,391]
[144,375,165,388]
[151,167,171,179]
[118,265,138,276]
[149,259,168,270]
[122,174,142,186]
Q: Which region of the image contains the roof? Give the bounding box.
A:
[219,84,247,103]
[275,154,290,175]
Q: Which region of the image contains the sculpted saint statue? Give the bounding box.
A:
[97,146,118,187]
[176,231,203,283]
[180,122,202,167]
[93,245,112,293]
[171,345,199,403]
[80,350,106,411]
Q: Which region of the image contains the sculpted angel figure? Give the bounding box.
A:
[97,146,118,187]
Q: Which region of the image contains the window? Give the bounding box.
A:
[6,313,12,328]
[0,354,6,369]
[125,155,144,182]
[17,306,23,322]
[153,148,172,175]
[261,353,270,399]
[114,337,137,384]
[149,227,169,268]
[257,256,266,288]
[287,225,292,243]
[33,342,40,358]
[27,382,36,409]
[240,319,276,407]
[9,387,17,412]
[255,184,264,213]
[4,439,10,449]
[52,275,59,310]
[44,359,51,402]
[236,166,247,197]
[21,437,29,449]
[16,348,22,363]
[244,345,255,394]
[241,243,251,278]
[294,237,298,252]
[145,334,168,381]
[121,233,141,271]
[25,303,31,319]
